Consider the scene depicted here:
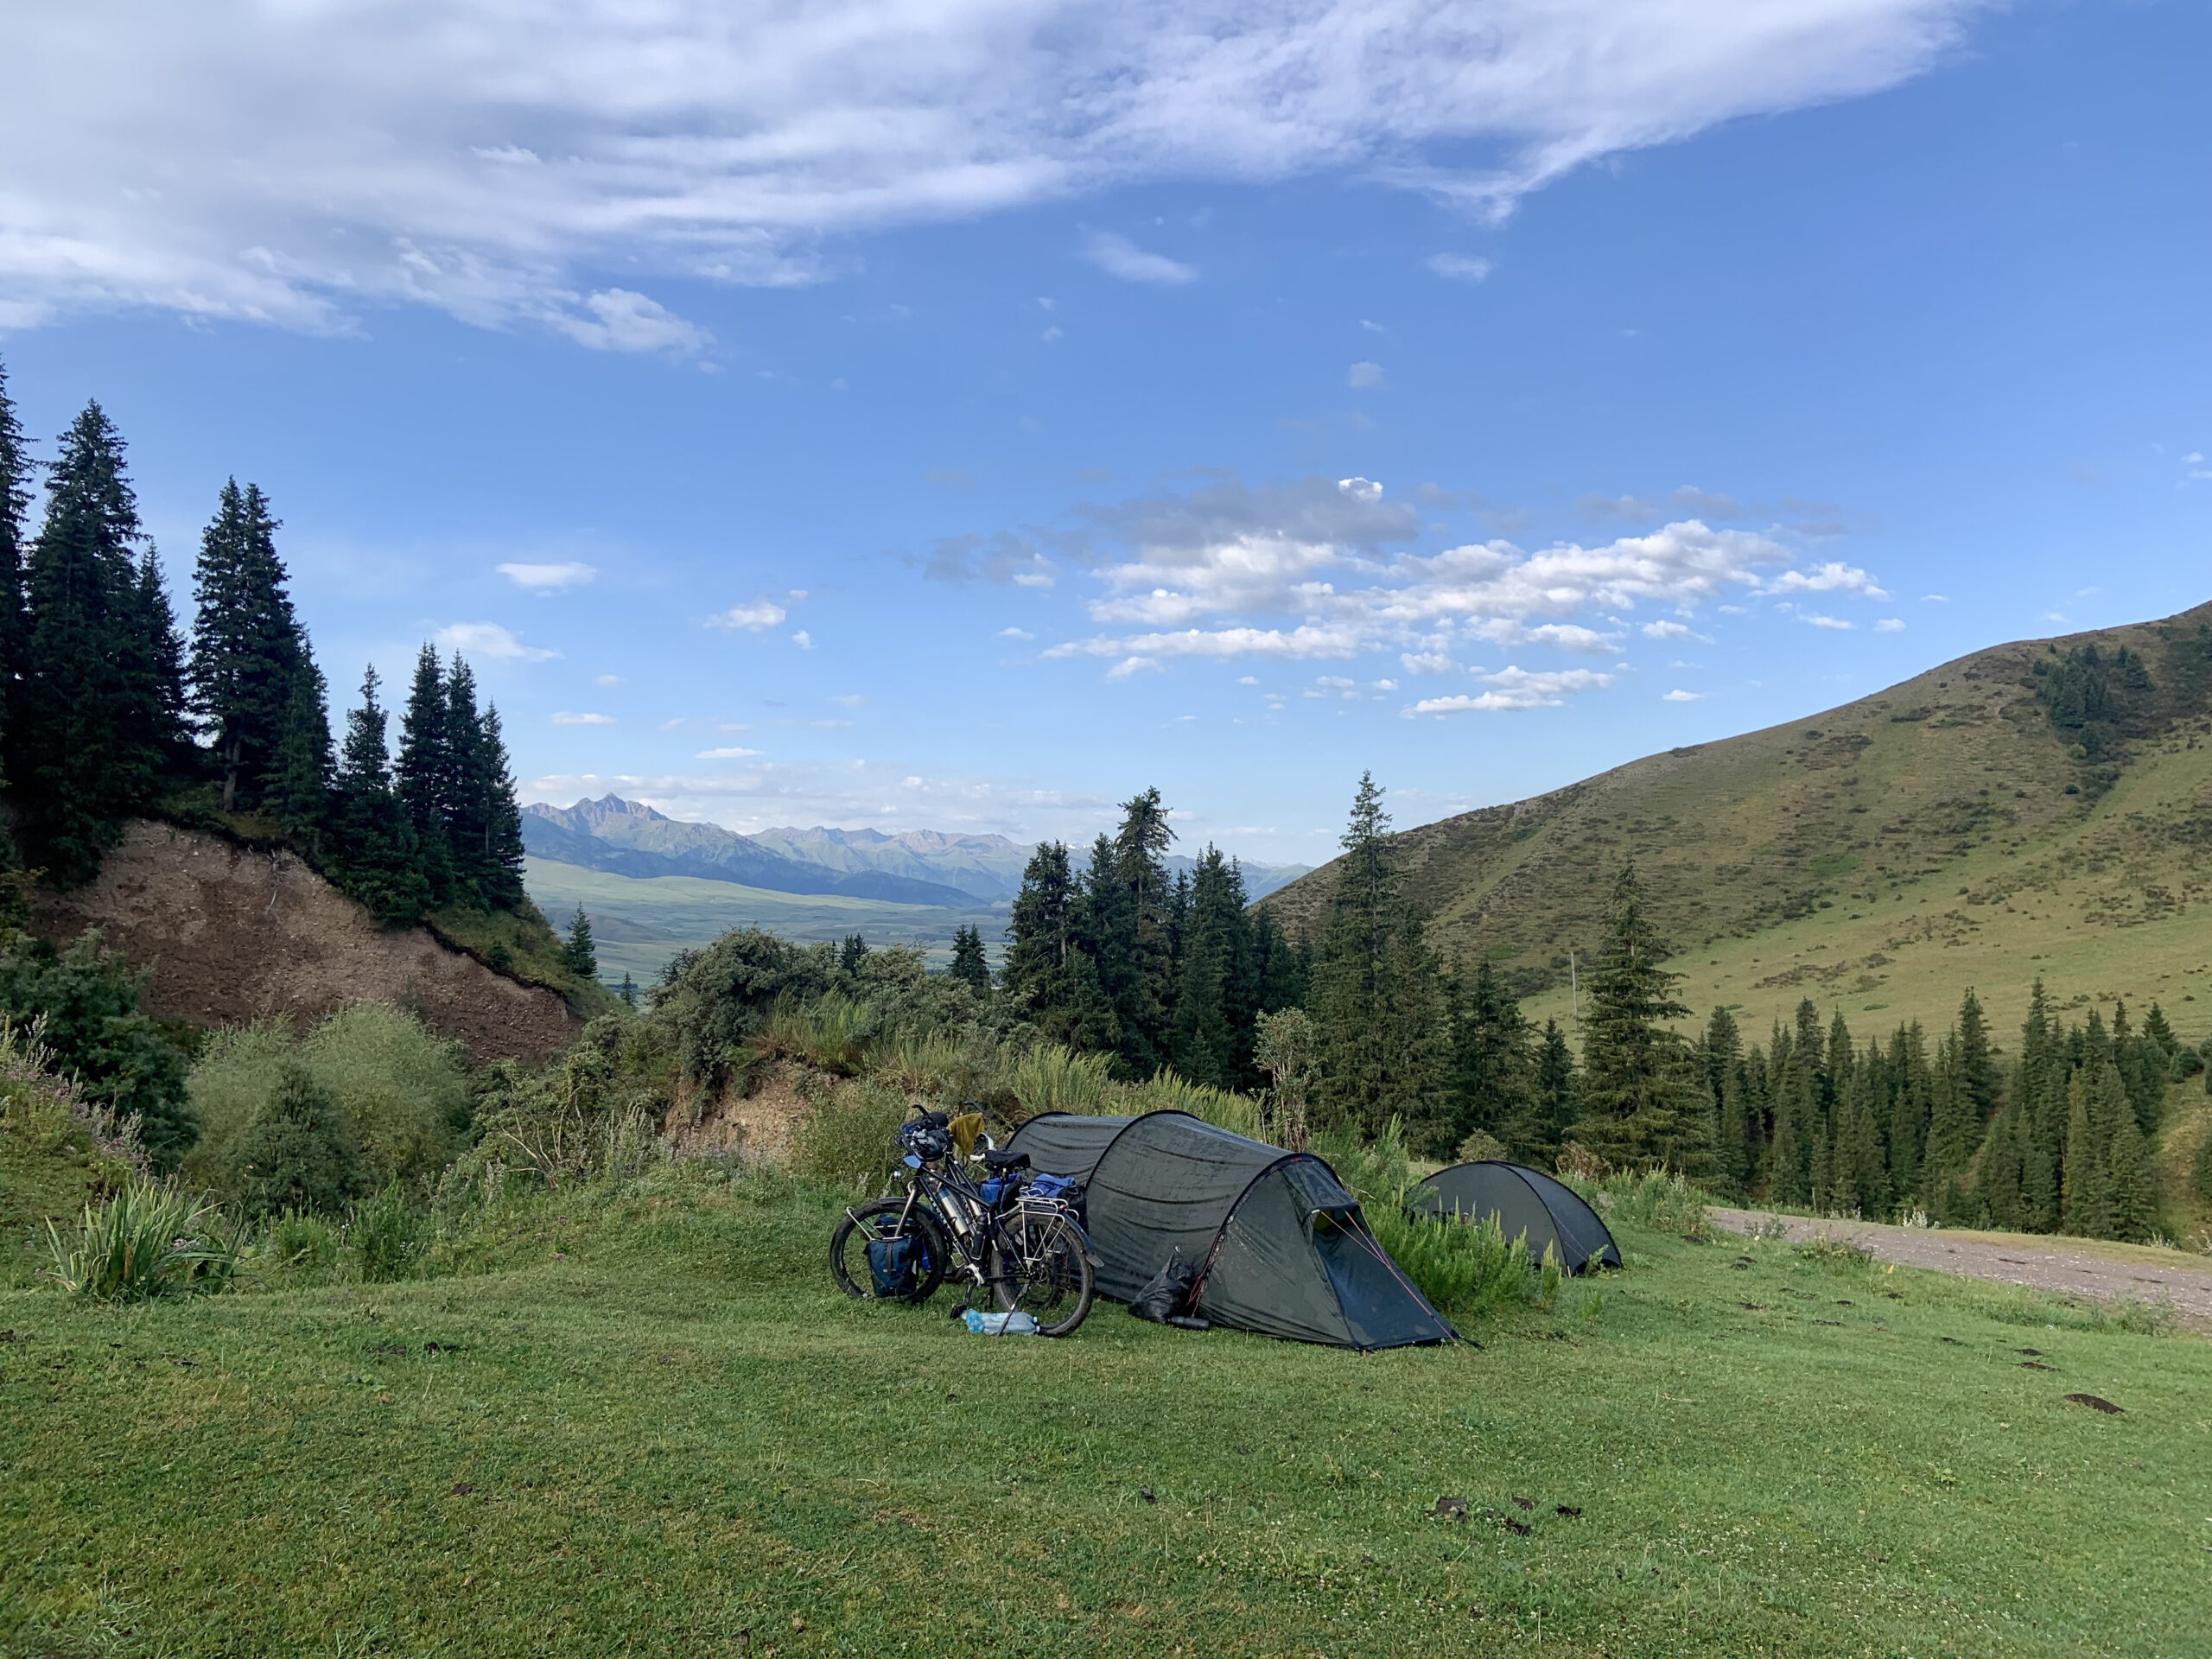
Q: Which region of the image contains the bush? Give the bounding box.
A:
[0,929,194,1168]
[350,1182,425,1282]
[184,1003,470,1201]
[447,1014,671,1200]
[1365,1203,1562,1324]
[260,1207,340,1276]
[1003,1043,1116,1120]
[237,1061,368,1218]
[1319,1118,1560,1322]
[791,1075,908,1190]
[45,1179,240,1301]
[1573,1168,1713,1240]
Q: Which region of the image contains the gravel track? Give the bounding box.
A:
[1707,1207,2212,1329]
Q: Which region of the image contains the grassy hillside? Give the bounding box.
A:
[1268,601,2212,1045]
[5,1168,2206,1658]
[523,857,1008,986]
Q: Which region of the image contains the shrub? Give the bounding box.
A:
[1003,1043,1116,1120]
[1365,1203,1561,1324]
[447,1014,672,1200]
[237,1061,368,1219]
[757,992,874,1076]
[791,1075,908,1191]
[350,1182,425,1282]
[45,1179,240,1301]
[0,1014,146,1175]
[185,1003,469,1200]
[261,1207,340,1276]
[0,929,194,1168]
[653,928,837,1090]
[1573,1168,1712,1240]
[1119,1068,1267,1140]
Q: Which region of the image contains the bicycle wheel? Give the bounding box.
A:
[988,1211,1095,1337]
[830,1198,950,1305]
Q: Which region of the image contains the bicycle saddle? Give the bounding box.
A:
[979,1148,1031,1172]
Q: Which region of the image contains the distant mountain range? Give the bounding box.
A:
[522,795,1311,909]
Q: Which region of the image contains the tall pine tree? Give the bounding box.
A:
[1307,773,1446,1140]
[1573,861,1707,1173]
[329,665,430,925]
[13,404,186,885]
[188,480,316,812]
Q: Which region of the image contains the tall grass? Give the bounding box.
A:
[756,994,874,1076]
[1118,1069,1268,1140]
[45,1179,240,1301]
[1319,1118,1562,1322]
[1001,1043,1116,1120]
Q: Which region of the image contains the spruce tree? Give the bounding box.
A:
[619,971,639,1009]
[560,906,597,980]
[1307,773,1446,1139]
[949,923,990,994]
[1100,787,1176,1075]
[1574,861,1707,1173]
[394,645,455,902]
[1167,848,1249,1090]
[1531,1017,1581,1169]
[840,933,870,977]
[14,404,181,884]
[1002,841,1081,1027]
[329,665,429,925]
[188,480,315,811]
[266,659,334,840]
[2061,1069,2108,1236]
[473,700,528,909]
[1444,959,1535,1158]
[2103,1068,2155,1243]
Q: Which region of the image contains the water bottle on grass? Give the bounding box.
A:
[962,1308,1040,1335]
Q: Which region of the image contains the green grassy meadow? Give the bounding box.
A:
[6,1171,2207,1659]
[522,858,1007,986]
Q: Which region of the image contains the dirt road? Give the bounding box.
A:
[1707,1207,2212,1328]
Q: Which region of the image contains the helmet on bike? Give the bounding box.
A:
[898,1119,952,1160]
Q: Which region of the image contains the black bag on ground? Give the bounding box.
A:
[1128,1247,1195,1324]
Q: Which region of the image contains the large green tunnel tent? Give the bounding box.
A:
[1005,1110,1454,1351]
[1411,1160,1621,1274]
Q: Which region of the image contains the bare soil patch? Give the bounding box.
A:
[32,820,579,1064]
[1708,1206,2212,1330]
[666,1061,815,1164]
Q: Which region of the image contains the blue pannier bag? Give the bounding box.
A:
[980,1176,1010,1208]
[867,1235,918,1295]
[1028,1172,1079,1203]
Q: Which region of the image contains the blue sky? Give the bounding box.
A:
[3,0,2207,865]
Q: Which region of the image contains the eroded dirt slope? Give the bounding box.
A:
[31,821,579,1064]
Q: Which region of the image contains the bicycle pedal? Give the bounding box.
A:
[948,1303,971,1322]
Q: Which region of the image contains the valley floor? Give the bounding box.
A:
[1708,1209,2212,1332]
[4,1171,2208,1658]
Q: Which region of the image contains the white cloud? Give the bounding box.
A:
[1803,614,1853,631]
[499,561,597,593]
[1337,477,1382,504]
[1922,594,1948,601]
[1640,619,1700,640]
[1770,561,1889,600]
[1237,675,1258,684]
[791,630,816,650]
[0,3,1979,339]
[547,289,709,356]
[1047,476,1828,671]
[1346,361,1387,390]
[696,747,765,760]
[1424,253,1493,283]
[998,626,1035,639]
[435,621,558,661]
[1662,689,1701,702]
[1875,617,1906,632]
[1106,655,1161,680]
[1404,665,1612,716]
[829,694,867,707]
[1401,650,1455,675]
[2184,451,2212,483]
[1083,232,1198,285]
[551,711,617,726]
[711,601,788,631]
[594,673,625,688]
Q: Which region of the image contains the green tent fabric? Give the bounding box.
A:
[1411,1161,1621,1274]
[1007,1110,1454,1351]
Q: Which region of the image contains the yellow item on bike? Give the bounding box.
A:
[948,1111,985,1157]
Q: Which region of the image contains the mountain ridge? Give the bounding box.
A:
[1264,598,2212,1038]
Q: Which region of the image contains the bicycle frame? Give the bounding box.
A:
[874,1150,1092,1291]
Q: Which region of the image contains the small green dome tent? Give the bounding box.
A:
[1007,1110,1453,1351]
[1411,1161,1621,1274]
